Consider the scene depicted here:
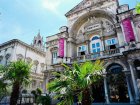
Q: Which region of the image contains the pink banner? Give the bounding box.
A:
[59,38,64,58]
[122,18,135,42]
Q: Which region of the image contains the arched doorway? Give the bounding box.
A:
[134,59,140,79]
[106,63,129,103]
[134,59,140,93]
[92,79,105,103]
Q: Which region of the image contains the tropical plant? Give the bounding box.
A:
[0,65,10,102]
[0,79,7,101]
[37,94,51,105]
[0,60,32,105]
[136,2,140,14]
[31,88,51,105]
[47,60,104,105]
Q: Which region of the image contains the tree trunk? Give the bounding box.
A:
[82,88,91,105]
[10,82,20,105]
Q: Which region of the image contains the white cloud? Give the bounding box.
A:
[42,0,68,17]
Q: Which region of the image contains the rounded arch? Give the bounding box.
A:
[17,54,24,60]
[26,57,32,63]
[0,55,3,61]
[5,53,11,59]
[106,62,129,103]
[90,35,100,41]
[50,47,58,52]
[104,61,127,72]
[34,60,39,65]
[38,40,42,44]
[106,63,124,74]
[70,9,116,37]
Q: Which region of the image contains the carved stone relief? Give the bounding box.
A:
[76,30,85,43]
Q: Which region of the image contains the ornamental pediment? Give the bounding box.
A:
[65,0,109,17]
[66,0,93,16]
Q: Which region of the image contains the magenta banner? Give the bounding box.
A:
[122,18,135,42]
[59,38,64,58]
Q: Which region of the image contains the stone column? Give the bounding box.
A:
[124,70,134,103]
[43,72,50,93]
[103,74,110,104]
[131,20,139,42]
[120,23,127,44]
[128,60,140,102]
[86,40,90,54]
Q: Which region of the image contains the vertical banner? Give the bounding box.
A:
[122,18,135,42]
[59,38,64,58]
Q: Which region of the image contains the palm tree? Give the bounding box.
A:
[0,65,9,101]
[136,1,140,14]
[47,60,104,105]
[0,60,32,105]
[0,79,8,102]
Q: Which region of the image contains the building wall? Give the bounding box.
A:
[45,0,140,103]
[0,40,46,92]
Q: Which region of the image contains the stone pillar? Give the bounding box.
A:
[86,40,90,54]
[44,72,50,93]
[131,20,139,42]
[120,23,127,44]
[128,60,140,102]
[67,37,75,58]
[103,74,110,104]
[125,70,134,103]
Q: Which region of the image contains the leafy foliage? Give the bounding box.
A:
[0,60,32,105]
[31,88,51,105]
[136,2,140,14]
[37,94,51,105]
[47,60,104,105]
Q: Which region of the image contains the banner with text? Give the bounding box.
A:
[122,18,135,42]
[59,38,64,58]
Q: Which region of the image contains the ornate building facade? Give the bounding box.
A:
[0,33,46,92]
[45,0,140,104]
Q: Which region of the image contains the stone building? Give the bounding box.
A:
[0,32,46,92]
[45,0,140,104]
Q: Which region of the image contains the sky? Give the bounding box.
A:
[0,0,139,44]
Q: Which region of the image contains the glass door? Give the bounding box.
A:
[91,40,101,58]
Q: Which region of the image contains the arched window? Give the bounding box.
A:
[90,36,102,56]
[17,54,24,60]
[50,47,58,64]
[92,36,100,41]
[41,63,45,71]
[38,40,42,45]
[32,80,36,88]
[5,53,11,65]
[33,60,39,73]
[0,55,3,64]
[26,57,32,64]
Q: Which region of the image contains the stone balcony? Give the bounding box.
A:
[49,42,140,65]
[71,48,121,62]
[71,42,140,62]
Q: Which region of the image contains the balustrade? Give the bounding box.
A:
[72,48,120,62]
